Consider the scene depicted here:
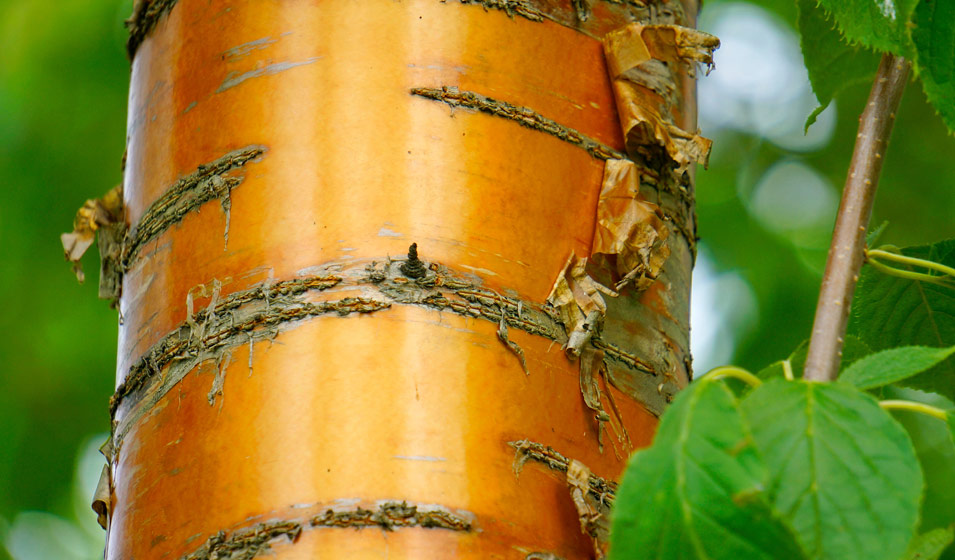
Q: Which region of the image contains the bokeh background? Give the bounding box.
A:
[1,0,952,558]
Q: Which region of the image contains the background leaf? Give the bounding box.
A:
[797,0,881,130]
[902,526,954,560]
[882,387,955,560]
[814,0,917,56]
[741,380,923,560]
[849,240,955,400]
[609,380,805,560]
[840,345,955,389]
[911,0,955,133]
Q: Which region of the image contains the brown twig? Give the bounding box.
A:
[804,53,910,382]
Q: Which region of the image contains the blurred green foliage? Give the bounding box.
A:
[0,0,131,558]
[699,0,955,372]
[0,0,952,558]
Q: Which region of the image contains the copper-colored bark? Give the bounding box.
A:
[96,0,703,558]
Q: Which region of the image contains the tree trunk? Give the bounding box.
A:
[72,0,712,557]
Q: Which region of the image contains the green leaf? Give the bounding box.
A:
[850,239,955,400]
[840,345,955,389]
[609,379,806,560]
[803,104,830,132]
[921,76,955,134]
[741,380,923,560]
[885,388,955,549]
[814,0,917,56]
[912,0,955,133]
[901,527,954,560]
[949,410,955,448]
[798,0,882,131]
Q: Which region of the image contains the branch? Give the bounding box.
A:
[803,54,911,382]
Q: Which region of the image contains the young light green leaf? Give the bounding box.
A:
[741,380,923,560]
[849,239,955,400]
[867,221,889,247]
[840,345,955,389]
[757,336,871,381]
[798,0,881,131]
[911,0,955,133]
[901,527,954,560]
[756,359,790,382]
[814,0,917,56]
[609,379,806,560]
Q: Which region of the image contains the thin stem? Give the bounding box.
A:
[868,248,955,278]
[867,258,955,288]
[804,54,911,382]
[879,400,949,421]
[705,366,762,388]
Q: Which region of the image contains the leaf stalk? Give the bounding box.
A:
[705,366,762,388]
[867,248,955,280]
[879,400,949,421]
[866,258,955,287]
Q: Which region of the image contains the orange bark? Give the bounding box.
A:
[79,0,707,558]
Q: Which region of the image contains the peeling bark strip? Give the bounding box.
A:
[60,185,126,307]
[91,465,111,530]
[602,24,717,173]
[508,440,616,507]
[311,502,472,532]
[61,185,124,284]
[124,146,266,268]
[547,253,612,359]
[61,147,263,306]
[498,316,530,375]
[410,87,626,161]
[592,159,670,292]
[567,459,610,559]
[181,521,301,560]
[579,346,631,455]
[510,441,611,557]
[544,252,660,405]
[126,0,179,59]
